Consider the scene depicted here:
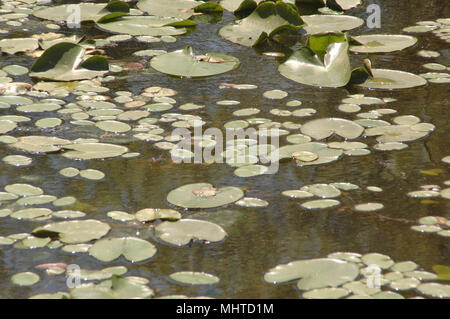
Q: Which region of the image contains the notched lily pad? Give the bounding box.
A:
[155,219,227,246]
[89,237,157,262]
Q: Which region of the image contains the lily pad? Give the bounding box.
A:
[150,46,239,77]
[33,1,130,23]
[301,14,363,35]
[29,43,109,81]
[5,183,43,196]
[169,271,220,285]
[361,253,394,269]
[219,1,303,47]
[357,68,427,89]
[167,183,244,209]
[0,37,39,54]
[303,287,349,299]
[135,208,181,222]
[2,155,32,167]
[11,272,40,286]
[416,283,450,298]
[89,237,157,262]
[137,0,212,19]
[32,219,110,244]
[300,118,364,140]
[301,199,340,209]
[279,34,351,88]
[97,16,192,36]
[350,35,417,53]
[155,219,227,246]
[264,258,359,290]
[70,275,154,299]
[62,142,129,160]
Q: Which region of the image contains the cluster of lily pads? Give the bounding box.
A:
[264,252,450,298]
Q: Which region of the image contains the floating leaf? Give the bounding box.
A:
[32,219,110,244]
[135,208,181,222]
[300,118,364,140]
[29,43,109,81]
[169,271,220,285]
[155,219,227,246]
[264,258,359,290]
[301,14,363,35]
[97,16,192,36]
[11,272,40,286]
[167,183,244,209]
[356,68,427,89]
[0,38,38,55]
[89,237,157,262]
[150,46,239,77]
[219,1,303,47]
[278,34,351,88]
[70,275,154,299]
[350,34,417,53]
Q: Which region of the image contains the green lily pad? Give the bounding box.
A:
[279,34,351,88]
[29,43,109,81]
[2,155,32,167]
[300,184,341,198]
[354,202,384,212]
[0,120,17,134]
[32,219,110,244]
[79,169,105,180]
[53,210,86,219]
[89,237,157,262]
[150,46,239,77]
[282,190,314,199]
[169,271,220,285]
[2,64,29,76]
[234,164,268,177]
[96,120,131,133]
[62,142,129,160]
[11,272,40,286]
[301,199,341,209]
[29,292,71,299]
[5,183,43,196]
[155,219,227,246]
[70,275,154,299]
[357,68,427,89]
[301,14,363,35]
[137,0,209,19]
[97,16,192,36]
[0,37,39,54]
[301,118,364,140]
[17,103,61,113]
[264,258,359,290]
[365,124,433,143]
[235,197,269,207]
[350,34,417,53]
[35,117,62,128]
[361,253,394,269]
[219,1,303,47]
[135,208,181,222]
[416,283,450,298]
[167,183,244,209]
[432,265,450,281]
[70,266,128,281]
[33,1,130,23]
[59,167,80,177]
[53,196,77,207]
[107,211,135,221]
[16,195,57,206]
[303,287,349,299]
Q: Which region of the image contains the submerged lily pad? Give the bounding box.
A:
[167,183,244,209]
[264,258,359,290]
[150,46,239,77]
[169,271,220,285]
[89,237,157,262]
[155,219,227,246]
[32,219,110,244]
[29,43,109,81]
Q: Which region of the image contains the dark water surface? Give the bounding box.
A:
[0,0,449,298]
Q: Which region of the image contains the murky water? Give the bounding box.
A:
[0,0,449,298]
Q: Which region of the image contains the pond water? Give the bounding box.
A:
[0,0,449,298]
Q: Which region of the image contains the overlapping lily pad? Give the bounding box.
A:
[300,118,364,140]
[264,258,359,290]
[89,237,157,262]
